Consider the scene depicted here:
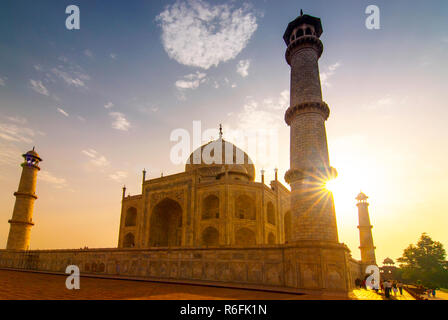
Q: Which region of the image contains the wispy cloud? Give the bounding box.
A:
[35,57,90,90]
[5,116,27,125]
[0,122,35,144]
[236,59,251,77]
[109,171,128,182]
[223,90,288,171]
[82,149,110,167]
[39,170,67,188]
[320,62,341,88]
[0,76,7,86]
[0,143,22,166]
[175,72,207,90]
[30,79,49,96]
[156,0,258,69]
[110,53,117,60]
[57,108,69,117]
[51,68,87,88]
[364,95,408,110]
[104,102,114,109]
[109,112,130,131]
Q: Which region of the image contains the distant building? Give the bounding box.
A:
[380,257,399,280]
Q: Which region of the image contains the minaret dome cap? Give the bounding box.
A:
[23,148,42,161]
[283,12,323,45]
[356,192,368,201]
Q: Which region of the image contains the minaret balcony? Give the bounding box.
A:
[285,35,323,65]
[285,101,330,125]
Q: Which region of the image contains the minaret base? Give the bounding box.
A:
[282,240,353,294]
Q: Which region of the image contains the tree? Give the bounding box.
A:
[397,233,448,288]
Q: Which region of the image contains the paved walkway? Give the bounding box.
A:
[350,288,415,300]
[421,290,448,300]
[0,270,346,300]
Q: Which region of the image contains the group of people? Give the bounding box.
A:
[355,278,404,298]
[380,280,403,298]
[425,287,437,299]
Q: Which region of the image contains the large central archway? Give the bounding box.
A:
[149,198,183,247]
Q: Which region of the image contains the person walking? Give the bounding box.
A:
[397,282,403,295]
[432,288,436,298]
[392,281,398,296]
[384,280,391,298]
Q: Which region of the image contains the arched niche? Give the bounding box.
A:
[149,198,183,247]
[202,195,219,220]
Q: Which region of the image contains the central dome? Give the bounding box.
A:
[185,138,255,181]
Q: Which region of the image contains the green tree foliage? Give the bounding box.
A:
[397,233,448,288]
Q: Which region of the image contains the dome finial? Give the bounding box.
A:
[219,124,223,139]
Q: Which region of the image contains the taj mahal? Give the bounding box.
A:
[0,12,377,297]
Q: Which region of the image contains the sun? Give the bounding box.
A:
[324,179,338,193]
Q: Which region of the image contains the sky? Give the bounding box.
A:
[0,0,447,265]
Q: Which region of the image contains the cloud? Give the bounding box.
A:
[5,116,27,125]
[175,72,207,90]
[57,108,69,117]
[104,102,114,109]
[364,95,408,110]
[51,68,87,88]
[82,149,110,167]
[110,53,117,59]
[236,59,251,77]
[320,62,341,88]
[109,112,130,131]
[39,170,67,188]
[30,79,49,96]
[0,143,22,166]
[156,0,258,69]
[109,171,128,182]
[223,90,289,170]
[33,57,90,90]
[0,76,6,86]
[0,122,35,144]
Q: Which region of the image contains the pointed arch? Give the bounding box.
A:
[268,232,275,244]
[267,202,275,225]
[123,232,135,248]
[149,198,183,247]
[202,194,219,220]
[201,226,219,246]
[284,211,291,243]
[235,194,256,220]
[125,207,137,226]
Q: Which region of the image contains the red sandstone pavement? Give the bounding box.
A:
[0,270,348,300]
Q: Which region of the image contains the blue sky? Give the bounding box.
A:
[0,0,448,263]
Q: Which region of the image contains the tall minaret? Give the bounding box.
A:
[356,192,376,265]
[6,148,42,250]
[283,12,339,242]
